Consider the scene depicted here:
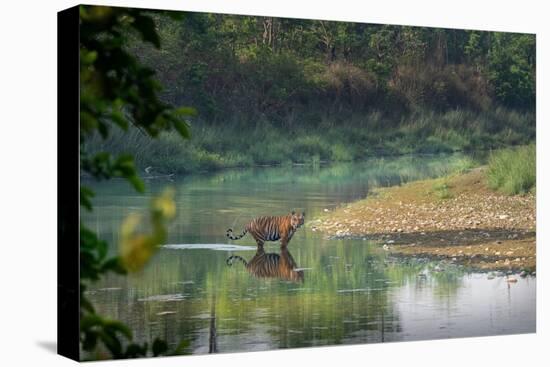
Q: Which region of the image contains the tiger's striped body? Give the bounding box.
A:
[226,246,304,282]
[227,211,305,248]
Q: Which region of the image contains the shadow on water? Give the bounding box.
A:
[358,228,535,246]
[226,246,304,283]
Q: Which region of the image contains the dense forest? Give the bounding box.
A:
[87,11,536,173]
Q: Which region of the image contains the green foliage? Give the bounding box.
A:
[432,180,452,200]
[119,188,176,272]
[79,5,193,359]
[429,155,477,200]
[79,6,195,140]
[87,10,535,177]
[129,14,535,123]
[487,144,536,195]
[86,108,534,174]
[487,33,535,109]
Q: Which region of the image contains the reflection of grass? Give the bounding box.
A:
[487,144,536,195]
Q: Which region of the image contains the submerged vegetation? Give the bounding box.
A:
[84,12,536,174]
[487,144,536,195]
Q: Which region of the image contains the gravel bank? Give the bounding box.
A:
[313,167,536,271]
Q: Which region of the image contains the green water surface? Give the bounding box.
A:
[83,154,535,356]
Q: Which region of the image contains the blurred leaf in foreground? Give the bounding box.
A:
[120,188,176,272]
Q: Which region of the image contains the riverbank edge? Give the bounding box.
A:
[312,167,536,272]
[80,148,492,180]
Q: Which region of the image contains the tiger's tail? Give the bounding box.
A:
[226,255,248,266]
[227,227,247,240]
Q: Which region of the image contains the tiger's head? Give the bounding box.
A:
[290,211,305,230]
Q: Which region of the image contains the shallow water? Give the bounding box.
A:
[83,154,535,356]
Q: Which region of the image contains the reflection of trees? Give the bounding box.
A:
[209,293,217,353]
[86,234,470,353]
[215,240,405,348]
[83,150,475,353]
[87,237,408,352]
[384,256,466,302]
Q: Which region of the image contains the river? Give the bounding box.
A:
[82,153,535,357]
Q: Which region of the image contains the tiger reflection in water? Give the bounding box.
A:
[226,246,304,283]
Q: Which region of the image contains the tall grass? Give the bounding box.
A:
[84,108,535,175]
[487,144,536,195]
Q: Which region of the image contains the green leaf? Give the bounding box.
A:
[99,329,122,357]
[104,319,133,340]
[80,111,98,134]
[174,106,198,117]
[171,340,191,355]
[173,120,191,139]
[111,110,128,130]
[80,314,103,330]
[128,175,145,193]
[80,186,95,211]
[124,343,147,358]
[81,330,98,351]
[133,15,161,48]
[152,338,168,356]
[101,257,127,275]
[81,50,98,65]
[80,295,95,314]
[97,121,109,139]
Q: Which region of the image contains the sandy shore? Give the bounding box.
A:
[313,167,536,271]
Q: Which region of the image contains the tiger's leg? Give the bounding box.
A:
[280,234,289,248]
[249,231,265,250]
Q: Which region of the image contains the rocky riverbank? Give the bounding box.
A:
[312,167,536,271]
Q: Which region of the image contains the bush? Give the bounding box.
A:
[85,109,535,175]
[487,144,535,195]
[390,64,491,112]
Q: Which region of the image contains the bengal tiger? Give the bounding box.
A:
[226,211,305,248]
[226,246,304,282]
